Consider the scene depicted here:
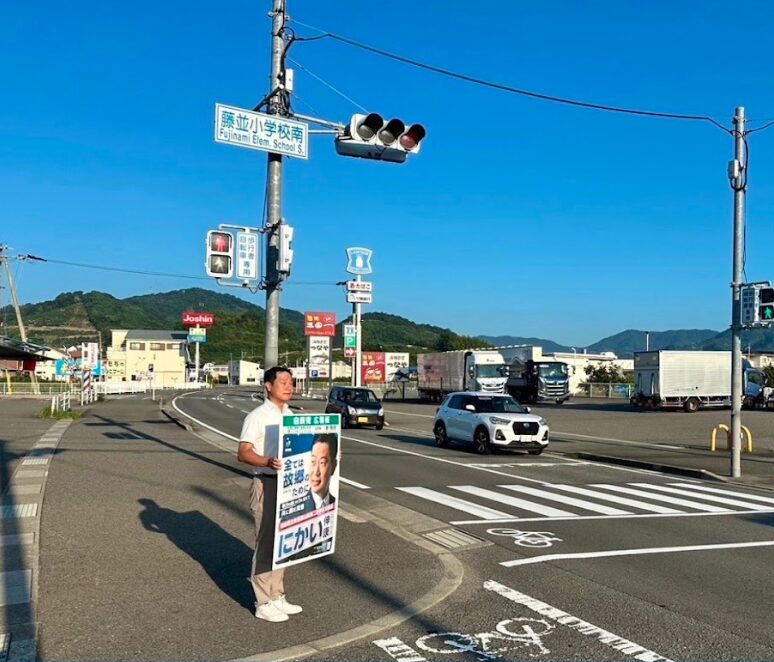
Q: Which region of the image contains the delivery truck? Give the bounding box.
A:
[417,350,508,402]
[494,345,571,404]
[631,350,765,412]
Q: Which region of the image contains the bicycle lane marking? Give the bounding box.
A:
[484,580,672,661]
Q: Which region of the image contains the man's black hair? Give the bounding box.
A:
[313,433,338,463]
[264,365,292,385]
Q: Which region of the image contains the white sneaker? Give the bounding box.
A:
[255,601,289,622]
[273,594,303,615]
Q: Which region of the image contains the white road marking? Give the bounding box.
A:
[499,540,774,568]
[452,486,577,518]
[453,509,774,526]
[630,483,773,511]
[590,484,728,513]
[667,482,774,505]
[398,487,511,519]
[547,484,681,514]
[340,477,370,490]
[501,485,631,515]
[484,580,672,661]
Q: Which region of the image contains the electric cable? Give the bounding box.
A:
[286,56,369,112]
[289,18,730,132]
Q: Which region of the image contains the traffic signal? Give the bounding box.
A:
[277,224,294,274]
[335,113,426,163]
[759,287,774,323]
[205,230,233,278]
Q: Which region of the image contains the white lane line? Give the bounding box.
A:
[485,580,672,661]
[452,508,774,526]
[547,484,681,514]
[452,485,576,517]
[591,484,728,513]
[1,504,37,518]
[398,487,511,519]
[667,482,774,505]
[500,540,774,568]
[340,477,370,490]
[501,485,631,516]
[630,483,773,511]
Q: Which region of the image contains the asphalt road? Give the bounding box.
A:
[169,388,774,661]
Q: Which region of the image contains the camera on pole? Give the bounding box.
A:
[335,113,426,163]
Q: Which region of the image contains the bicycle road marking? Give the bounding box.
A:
[484,580,672,661]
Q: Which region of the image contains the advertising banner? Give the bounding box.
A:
[385,352,410,382]
[304,311,336,337]
[182,312,215,327]
[308,336,330,378]
[273,414,341,569]
[361,351,386,384]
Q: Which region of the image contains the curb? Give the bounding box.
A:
[571,452,729,482]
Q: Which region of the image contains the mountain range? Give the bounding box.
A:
[3,288,774,363]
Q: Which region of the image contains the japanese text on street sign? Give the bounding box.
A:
[273,415,341,569]
[215,104,308,160]
[236,232,258,280]
[346,280,372,292]
[347,291,372,304]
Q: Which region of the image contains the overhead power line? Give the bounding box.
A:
[290,18,730,132]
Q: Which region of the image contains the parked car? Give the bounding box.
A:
[325,386,385,429]
[432,392,549,455]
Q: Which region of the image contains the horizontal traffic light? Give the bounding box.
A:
[336,113,426,163]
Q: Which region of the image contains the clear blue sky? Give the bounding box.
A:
[3,1,774,347]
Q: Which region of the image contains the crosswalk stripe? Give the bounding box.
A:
[397,487,511,519]
[541,484,681,514]
[630,484,773,511]
[591,484,728,513]
[667,482,774,505]
[499,485,631,515]
[451,486,577,517]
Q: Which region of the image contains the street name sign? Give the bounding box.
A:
[215,104,308,160]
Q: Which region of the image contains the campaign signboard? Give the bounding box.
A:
[361,351,386,384]
[273,414,341,569]
[304,311,336,337]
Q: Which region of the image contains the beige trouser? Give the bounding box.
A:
[249,475,285,605]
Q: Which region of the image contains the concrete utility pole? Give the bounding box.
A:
[729,106,746,478]
[263,0,287,371]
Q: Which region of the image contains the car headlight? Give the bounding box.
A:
[378,407,384,416]
[347,406,357,415]
[538,418,547,426]
[489,416,511,426]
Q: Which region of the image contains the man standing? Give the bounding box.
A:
[238,366,303,623]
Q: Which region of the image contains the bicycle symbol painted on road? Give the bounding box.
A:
[375,617,555,661]
[487,528,563,548]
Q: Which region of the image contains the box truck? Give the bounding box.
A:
[494,345,571,404]
[417,350,508,402]
[632,350,765,412]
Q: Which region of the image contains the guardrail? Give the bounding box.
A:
[0,383,73,396]
[575,382,634,399]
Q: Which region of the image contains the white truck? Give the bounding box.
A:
[632,350,765,412]
[494,345,571,404]
[417,350,508,402]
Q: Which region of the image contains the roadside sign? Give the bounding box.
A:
[344,347,356,358]
[215,104,308,159]
[182,312,215,327]
[236,231,259,280]
[188,331,207,343]
[347,292,372,304]
[344,336,356,348]
[343,324,356,337]
[304,312,337,337]
[346,280,372,292]
[345,247,373,275]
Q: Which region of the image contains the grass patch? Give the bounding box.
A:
[37,406,82,420]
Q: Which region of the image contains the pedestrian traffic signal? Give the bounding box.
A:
[759,287,774,323]
[205,230,233,278]
[277,224,294,274]
[335,113,426,163]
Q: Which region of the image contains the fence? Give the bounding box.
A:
[51,392,71,413]
[0,383,74,396]
[575,382,634,399]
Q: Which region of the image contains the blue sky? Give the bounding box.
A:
[3,1,774,346]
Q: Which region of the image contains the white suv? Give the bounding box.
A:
[433,392,549,455]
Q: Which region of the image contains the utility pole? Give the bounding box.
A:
[263,0,287,371]
[729,106,746,478]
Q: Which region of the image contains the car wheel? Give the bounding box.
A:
[473,427,491,455]
[434,421,449,448]
[528,448,544,456]
[375,422,384,430]
[742,396,756,410]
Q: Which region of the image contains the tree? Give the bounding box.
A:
[584,363,628,383]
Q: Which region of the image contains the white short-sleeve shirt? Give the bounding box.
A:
[239,399,290,476]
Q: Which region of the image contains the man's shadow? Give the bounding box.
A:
[138,498,254,612]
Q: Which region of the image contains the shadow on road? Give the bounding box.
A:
[138,498,254,611]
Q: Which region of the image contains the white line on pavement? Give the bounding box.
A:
[499,540,774,567]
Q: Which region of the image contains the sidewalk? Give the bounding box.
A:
[27,396,456,661]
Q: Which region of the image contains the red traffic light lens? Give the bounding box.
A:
[399,123,426,151]
[209,231,232,253]
[378,119,405,146]
[356,113,384,140]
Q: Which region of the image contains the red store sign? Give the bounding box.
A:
[182,312,215,327]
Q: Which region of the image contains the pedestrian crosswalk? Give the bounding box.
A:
[397,481,774,523]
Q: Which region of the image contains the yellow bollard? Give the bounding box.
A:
[710,424,728,452]
[710,423,753,453]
